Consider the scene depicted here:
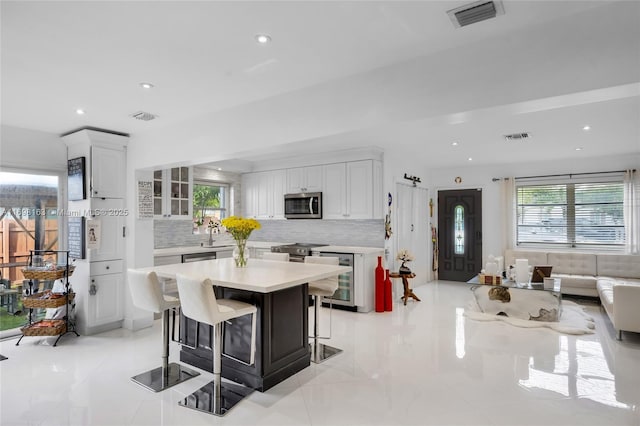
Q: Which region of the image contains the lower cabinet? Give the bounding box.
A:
[179,284,309,392]
[87,260,124,329]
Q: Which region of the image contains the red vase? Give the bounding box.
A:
[375,256,385,312]
[384,269,393,312]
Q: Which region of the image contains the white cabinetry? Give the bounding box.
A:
[286,166,323,193]
[153,167,192,219]
[88,260,124,327]
[90,145,125,198]
[323,160,381,219]
[62,129,128,336]
[256,170,286,219]
[242,170,285,219]
[88,198,125,262]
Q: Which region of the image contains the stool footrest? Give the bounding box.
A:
[131,363,200,393]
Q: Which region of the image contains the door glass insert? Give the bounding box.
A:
[454,205,464,255]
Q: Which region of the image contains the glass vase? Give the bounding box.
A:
[233,239,248,267]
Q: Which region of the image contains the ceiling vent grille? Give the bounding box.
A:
[131,111,157,121]
[447,1,505,28]
[504,132,531,141]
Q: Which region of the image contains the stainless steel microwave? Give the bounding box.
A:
[284,192,322,219]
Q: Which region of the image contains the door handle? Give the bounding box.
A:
[309,197,314,214]
[411,224,414,232]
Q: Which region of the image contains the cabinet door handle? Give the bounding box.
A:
[105,266,110,270]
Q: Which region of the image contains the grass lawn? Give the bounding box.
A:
[0,303,28,332]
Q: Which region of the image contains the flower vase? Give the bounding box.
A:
[233,239,248,267]
[375,256,385,312]
[384,269,393,312]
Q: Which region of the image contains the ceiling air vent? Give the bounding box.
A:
[447,1,505,28]
[131,111,157,121]
[504,132,531,141]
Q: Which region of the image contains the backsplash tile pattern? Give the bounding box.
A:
[154,219,384,248]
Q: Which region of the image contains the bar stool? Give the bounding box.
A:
[127,269,200,392]
[261,252,290,261]
[176,273,257,417]
[304,256,342,363]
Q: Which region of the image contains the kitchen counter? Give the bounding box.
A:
[153,241,289,257]
[135,257,350,392]
[139,257,350,293]
[313,245,384,255]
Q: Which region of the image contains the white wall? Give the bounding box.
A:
[428,153,640,266]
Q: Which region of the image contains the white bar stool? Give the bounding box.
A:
[304,256,342,363]
[127,269,200,392]
[176,273,257,417]
[261,252,290,261]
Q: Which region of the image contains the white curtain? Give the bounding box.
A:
[624,169,639,254]
[500,177,516,251]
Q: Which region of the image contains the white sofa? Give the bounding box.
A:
[505,249,640,340]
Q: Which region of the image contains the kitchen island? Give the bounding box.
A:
[136,257,350,391]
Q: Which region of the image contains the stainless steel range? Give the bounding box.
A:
[270,243,325,262]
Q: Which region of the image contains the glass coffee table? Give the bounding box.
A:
[468,277,562,322]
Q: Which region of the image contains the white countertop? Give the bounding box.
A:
[154,241,290,257]
[313,245,385,255]
[154,245,234,257]
[137,257,351,293]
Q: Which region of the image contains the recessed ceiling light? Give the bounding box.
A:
[582,125,591,131]
[575,147,583,151]
[76,108,85,115]
[468,157,473,161]
[139,82,154,89]
[452,142,459,146]
[217,168,222,171]
[255,34,271,44]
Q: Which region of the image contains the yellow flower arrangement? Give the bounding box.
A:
[221,216,261,267]
[221,216,261,240]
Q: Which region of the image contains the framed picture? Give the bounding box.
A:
[68,217,86,259]
[68,157,86,200]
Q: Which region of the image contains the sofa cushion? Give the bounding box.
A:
[548,252,597,276]
[596,254,640,280]
[597,280,615,318]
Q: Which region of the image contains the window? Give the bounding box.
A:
[454,205,465,254]
[192,181,229,225]
[516,179,625,247]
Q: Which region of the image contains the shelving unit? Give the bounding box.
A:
[16,250,79,346]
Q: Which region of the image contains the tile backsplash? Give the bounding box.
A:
[154,219,384,248]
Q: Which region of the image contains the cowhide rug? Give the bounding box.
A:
[464,299,596,335]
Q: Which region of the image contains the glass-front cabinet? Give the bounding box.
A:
[154,167,192,219]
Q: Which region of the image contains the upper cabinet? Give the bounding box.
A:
[242,170,286,219]
[243,159,382,221]
[286,166,323,193]
[91,145,125,198]
[323,160,382,219]
[153,166,192,219]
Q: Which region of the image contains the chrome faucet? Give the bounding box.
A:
[208,229,214,246]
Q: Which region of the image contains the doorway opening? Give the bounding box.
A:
[0,171,59,336]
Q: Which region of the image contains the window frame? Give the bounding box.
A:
[192,180,230,223]
[514,175,625,250]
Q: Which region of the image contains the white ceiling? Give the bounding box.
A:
[2,1,639,170]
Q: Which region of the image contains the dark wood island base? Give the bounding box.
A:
[179,283,310,392]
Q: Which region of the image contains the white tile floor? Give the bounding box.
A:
[1,281,639,426]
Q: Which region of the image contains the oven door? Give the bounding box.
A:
[284,192,322,219]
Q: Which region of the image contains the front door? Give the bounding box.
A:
[437,189,482,282]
